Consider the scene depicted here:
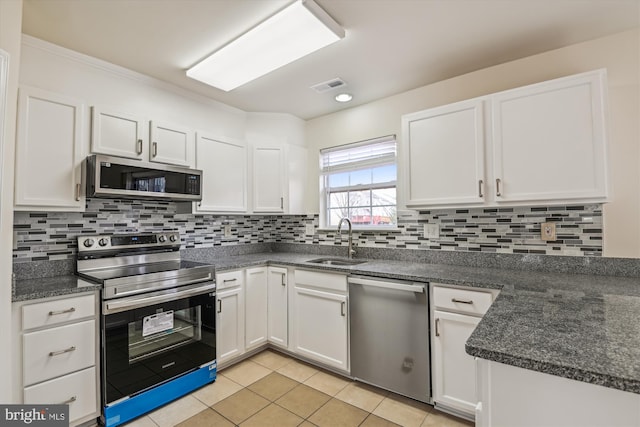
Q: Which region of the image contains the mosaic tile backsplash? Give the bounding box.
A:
[13,199,602,263]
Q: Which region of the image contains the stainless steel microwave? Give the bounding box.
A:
[86,154,202,201]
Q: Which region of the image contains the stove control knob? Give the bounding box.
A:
[83,239,95,248]
[158,235,167,243]
[169,235,178,242]
[98,238,109,247]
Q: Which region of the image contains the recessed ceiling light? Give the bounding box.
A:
[335,93,353,102]
[186,0,345,91]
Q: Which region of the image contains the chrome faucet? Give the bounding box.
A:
[337,217,356,259]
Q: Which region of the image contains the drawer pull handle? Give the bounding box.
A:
[341,301,346,317]
[223,278,237,283]
[452,298,474,304]
[49,307,76,316]
[75,183,81,201]
[435,318,440,337]
[496,178,502,197]
[136,139,143,154]
[478,179,484,198]
[49,346,76,357]
[60,396,77,405]
[281,273,286,286]
[218,299,222,314]
[152,141,158,157]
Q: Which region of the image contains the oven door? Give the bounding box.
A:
[102,282,216,406]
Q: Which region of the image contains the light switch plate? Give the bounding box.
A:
[424,223,440,239]
[224,225,232,237]
[305,224,315,236]
[541,222,556,241]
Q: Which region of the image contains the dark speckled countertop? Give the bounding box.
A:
[13,250,640,395]
[12,275,101,301]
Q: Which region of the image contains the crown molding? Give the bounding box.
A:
[21,34,246,116]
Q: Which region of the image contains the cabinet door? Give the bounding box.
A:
[491,71,608,203]
[293,286,348,371]
[195,133,247,213]
[91,106,145,160]
[432,310,480,415]
[253,145,285,212]
[402,99,485,207]
[245,267,268,350]
[15,87,85,211]
[267,267,288,348]
[216,287,244,364]
[149,120,193,167]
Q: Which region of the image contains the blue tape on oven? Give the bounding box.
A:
[104,361,216,427]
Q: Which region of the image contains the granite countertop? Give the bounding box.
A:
[12,275,101,302]
[13,251,640,395]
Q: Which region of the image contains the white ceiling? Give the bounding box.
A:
[21,0,640,120]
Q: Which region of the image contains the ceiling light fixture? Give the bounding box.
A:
[335,93,353,102]
[186,0,345,92]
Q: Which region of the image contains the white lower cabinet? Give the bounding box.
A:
[431,284,499,419]
[12,291,100,426]
[293,269,349,372]
[267,266,288,348]
[245,267,268,350]
[476,359,640,427]
[216,271,245,365]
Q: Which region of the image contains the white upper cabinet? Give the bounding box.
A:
[253,145,285,213]
[91,106,146,160]
[195,133,247,213]
[149,120,193,167]
[15,86,85,211]
[400,69,610,209]
[92,107,195,168]
[402,99,485,207]
[491,71,608,203]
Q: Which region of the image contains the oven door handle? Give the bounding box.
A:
[104,282,216,314]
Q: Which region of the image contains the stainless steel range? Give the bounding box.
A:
[77,232,216,427]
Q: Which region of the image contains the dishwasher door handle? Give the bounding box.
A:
[348,277,424,293]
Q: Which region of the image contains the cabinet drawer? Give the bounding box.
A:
[432,286,493,316]
[23,320,95,386]
[22,293,95,331]
[216,270,244,290]
[24,367,97,423]
[295,269,347,293]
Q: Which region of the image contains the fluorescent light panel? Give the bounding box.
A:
[187,0,344,91]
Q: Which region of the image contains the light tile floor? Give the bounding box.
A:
[125,349,473,427]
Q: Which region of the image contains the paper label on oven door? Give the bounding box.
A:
[142,310,174,337]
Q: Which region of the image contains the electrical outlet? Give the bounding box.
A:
[224,225,232,237]
[305,224,315,236]
[424,223,440,239]
[541,222,556,241]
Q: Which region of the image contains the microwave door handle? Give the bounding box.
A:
[104,283,216,314]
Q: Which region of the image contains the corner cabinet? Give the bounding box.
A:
[15,86,85,211]
[252,145,285,213]
[431,284,499,419]
[293,269,349,372]
[401,69,610,209]
[195,133,247,213]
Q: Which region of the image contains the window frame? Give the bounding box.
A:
[319,135,398,230]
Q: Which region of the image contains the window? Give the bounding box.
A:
[320,135,397,228]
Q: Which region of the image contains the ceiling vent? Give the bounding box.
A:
[310,78,347,93]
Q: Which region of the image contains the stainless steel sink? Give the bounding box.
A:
[306,257,367,266]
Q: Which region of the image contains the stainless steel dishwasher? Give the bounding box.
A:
[348,276,431,403]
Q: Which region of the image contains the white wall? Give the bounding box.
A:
[305,29,640,259]
[0,0,22,403]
